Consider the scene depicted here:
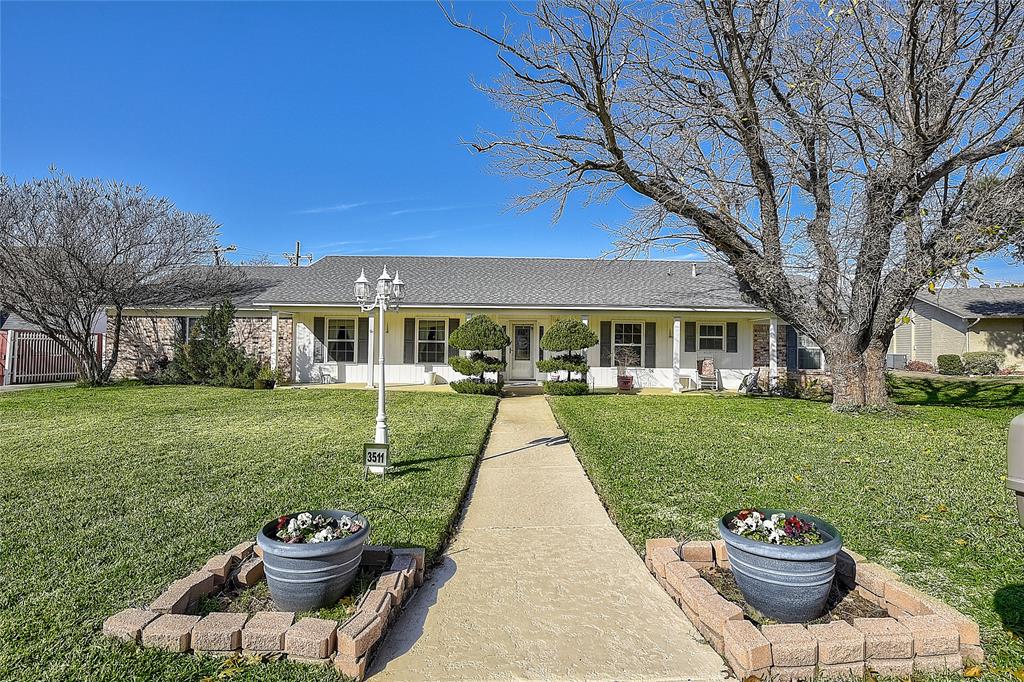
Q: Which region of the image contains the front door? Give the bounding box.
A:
[510,324,535,380]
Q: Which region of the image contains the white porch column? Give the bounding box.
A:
[672,317,681,392]
[768,317,778,389]
[366,314,375,388]
[270,311,279,371]
[2,330,13,386]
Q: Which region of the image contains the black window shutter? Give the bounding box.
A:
[726,322,738,353]
[501,325,507,364]
[786,325,798,370]
[404,318,416,363]
[599,321,612,367]
[539,326,544,360]
[313,317,326,363]
[176,317,187,342]
[644,322,656,368]
[684,321,696,353]
[357,317,369,363]
[448,318,460,360]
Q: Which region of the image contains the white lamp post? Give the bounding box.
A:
[355,266,404,444]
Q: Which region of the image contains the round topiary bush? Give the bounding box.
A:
[542,380,589,395]
[539,319,598,390]
[448,315,509,385]
[963,351,1003,375]
[936,354,965,375]
[450,379,504,396]
[540,319,599,354]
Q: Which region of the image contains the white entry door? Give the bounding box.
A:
[510,324,535,380]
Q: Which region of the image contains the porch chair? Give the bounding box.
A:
[697,357,719,391]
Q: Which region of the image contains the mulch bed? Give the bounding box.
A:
[701,567,888,626]
[196,566,383,622]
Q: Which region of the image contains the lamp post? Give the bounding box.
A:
[355,266,404,444]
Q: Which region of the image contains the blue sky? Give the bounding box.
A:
[1,1,1019,281]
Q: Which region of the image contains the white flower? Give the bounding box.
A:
[296,512,313,528]
[337,515,353,531]
[310,527,335,543]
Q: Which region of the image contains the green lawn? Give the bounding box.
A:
[550,375,1024,676]
[0,384,496,682]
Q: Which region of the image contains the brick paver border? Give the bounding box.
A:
[103,541,425,681]
[646,537,983,680]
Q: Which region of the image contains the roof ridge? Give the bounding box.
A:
[313,254,715,265]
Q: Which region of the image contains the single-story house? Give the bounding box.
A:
[107,255,831,390]
[890,287,1024,368]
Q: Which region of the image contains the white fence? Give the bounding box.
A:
[4,331,101,385]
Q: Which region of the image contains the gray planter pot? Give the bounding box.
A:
[257,510,370,612]
[719,510,843,623]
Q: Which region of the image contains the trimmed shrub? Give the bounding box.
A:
[160,300,261,388]
[450,379,503,396]
[543,380,589,395]
[963,351,1004,376]
[536,353,588,374]
[450,352,505,378]
[539,319,599,384]
[448,315,509,383]
[904,360,934,373]
[540,319,599,353]
[936,354,965,376]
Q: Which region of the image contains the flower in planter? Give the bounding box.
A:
[274,511,362,544]
[728,508,824,545]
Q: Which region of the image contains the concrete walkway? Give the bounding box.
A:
[371,395,727,681]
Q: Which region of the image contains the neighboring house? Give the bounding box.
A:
[106,256,829,390]
[891,287,1024,367]
[1,311,106,385]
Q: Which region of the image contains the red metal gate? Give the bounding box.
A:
[8,331,101,384]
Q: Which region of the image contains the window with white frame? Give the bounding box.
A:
[698,324,725,350]
[613,322,643,367]
[327,318,356,362]
[797,333,825,370]
[184,317,202,342]
[417,319,447,363]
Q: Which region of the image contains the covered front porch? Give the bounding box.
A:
[272,306,793,391]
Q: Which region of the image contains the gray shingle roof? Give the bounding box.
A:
[252,255,760,310]
[920,287,1024,318]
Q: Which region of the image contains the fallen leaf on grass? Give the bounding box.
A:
[962,665,983,678]
[917,514,931,522]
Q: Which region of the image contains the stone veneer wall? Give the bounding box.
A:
[106,314,292,381]
[752,323,832,390]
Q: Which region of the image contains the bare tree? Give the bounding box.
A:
[446,0,1024,409]
[0,172,248,385]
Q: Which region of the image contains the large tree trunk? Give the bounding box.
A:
[825,347,866,410]
[862,337,891,408]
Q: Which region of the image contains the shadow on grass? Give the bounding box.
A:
[994,584,1024,638]
[889,375,1024,409]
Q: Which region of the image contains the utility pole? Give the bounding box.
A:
[283,241,313,267]
[195,244,237,266]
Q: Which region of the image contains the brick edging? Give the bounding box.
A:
[646,537,983,680]
[103,541,426,680]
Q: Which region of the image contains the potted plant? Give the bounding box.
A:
[253,364,277,390]
[615,347,640,391]
[719,508,843,623]
[256,510,370,611]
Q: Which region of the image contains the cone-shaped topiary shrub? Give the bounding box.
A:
[538,318,599,393]
[448,315,510,393]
